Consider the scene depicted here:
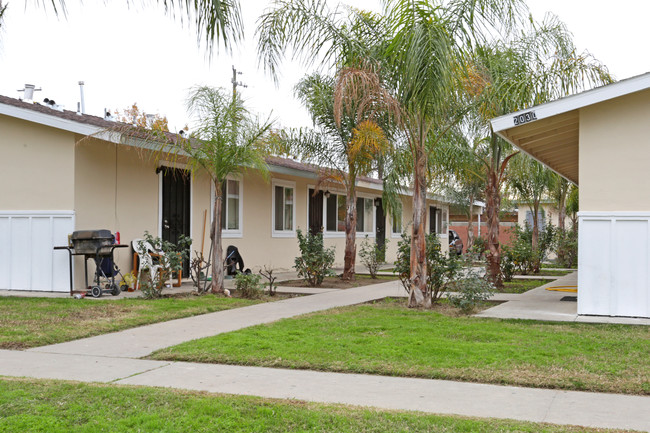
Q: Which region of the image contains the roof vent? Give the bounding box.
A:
[43,98,64,112]
[17,84,42,103]
[104,109,114,121]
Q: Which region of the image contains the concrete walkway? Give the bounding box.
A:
[2,349,649,432]
[28,282,403,358]
[2,279,650,431]
[478,273,650,325]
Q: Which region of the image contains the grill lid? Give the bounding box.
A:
[71,230,113,241]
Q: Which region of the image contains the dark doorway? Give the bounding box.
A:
[429,206,437,235]
[375,198,386,256]
[161,167,191,277]
[308,188,324,235]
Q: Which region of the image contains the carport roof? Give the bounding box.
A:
[490,72,650,185]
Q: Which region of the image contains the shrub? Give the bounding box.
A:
[470,236,488,260]
[499,249,516,282]
[395,232,461,304]
[501,222,555,277]
[259,265,278,296]
[234,272,264,299]
[294,229,336,287]
[448,277,495,313]
[359,235,388,278]
[555,228,578,268]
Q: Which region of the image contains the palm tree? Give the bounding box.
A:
[258,0,527,307]
[508,153,554,271]
[3,0,242,50]
[467,14,612,286]
[279,72,391,280]
[551,174,570,233]
[179,86,271,293]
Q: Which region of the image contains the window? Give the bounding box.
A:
[430,206,443,234]
[212,177,242,238]
[355,197,374,233]
[221,179,240,230]
[324,193,376,235]
[392,211,403,236]
[326,193,346,232]
[525,209,546,231]
[272,180,295,237]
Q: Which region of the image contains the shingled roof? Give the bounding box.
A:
[0,94,383,186]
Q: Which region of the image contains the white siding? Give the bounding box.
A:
[578,212,650,318]
[0,211,74,292]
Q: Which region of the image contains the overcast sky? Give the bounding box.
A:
[1,1,648,132]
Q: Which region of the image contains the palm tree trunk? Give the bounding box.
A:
[467,196,475,250]
[485,170,503,288]
[558,194,566,233]
[210,179,225,293]
[531,201,540,274]
[342,184,357,281]
[409,145,429,307]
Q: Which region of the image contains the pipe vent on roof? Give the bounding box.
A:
[17,84,42,103]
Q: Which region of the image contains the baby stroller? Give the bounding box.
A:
[95,253,129,297]
[225,245,250,276]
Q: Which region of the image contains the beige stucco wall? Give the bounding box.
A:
[580,88,650,211]
[517,202,560,228]
[0,115,75,210]
[73,139,160,283]
[212,171,449,272]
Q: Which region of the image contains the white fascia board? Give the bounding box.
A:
[0,103,102,136]
[268,164,318,179]
[490,72,650,132]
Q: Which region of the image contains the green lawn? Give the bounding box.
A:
[501,278,551,293]
[0,295,261,349]
[0,379,631,433]
[151,299,650,395]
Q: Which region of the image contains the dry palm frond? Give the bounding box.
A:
[333,65,402,129]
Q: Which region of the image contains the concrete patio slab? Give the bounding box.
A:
[477,272,650,325]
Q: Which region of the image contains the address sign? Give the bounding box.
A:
[513,110,537,126]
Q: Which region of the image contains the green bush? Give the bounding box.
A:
[395,232,461,304]
[469,236,488,260]
[234,273,264,299]
[359,235,388,278]
[294,229,336,287]
[501,222,556,278]
[448,257,495,313]
[555,228,578,268]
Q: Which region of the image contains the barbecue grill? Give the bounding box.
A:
[54,229,128,297]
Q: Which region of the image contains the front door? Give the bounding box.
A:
[308,188,324,235]
[161,167,191,277]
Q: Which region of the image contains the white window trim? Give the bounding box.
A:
[356,194,376,238]
[322,190,377,238]
[211,176,243,239]
[271,179,297,238]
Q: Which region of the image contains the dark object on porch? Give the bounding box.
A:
[560,296,577,302]
[225,245,246,276]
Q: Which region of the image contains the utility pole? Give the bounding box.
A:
[231,65,247,97]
